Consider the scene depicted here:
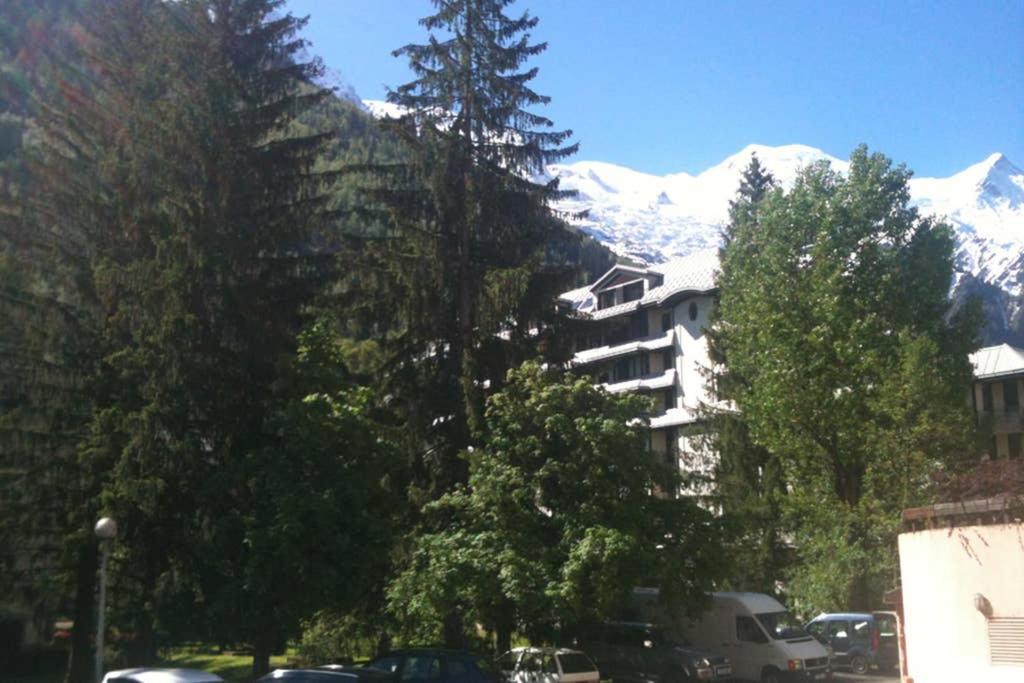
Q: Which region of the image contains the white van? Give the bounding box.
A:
[675,592,830,682]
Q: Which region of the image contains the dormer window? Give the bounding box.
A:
[598,290,616,310]
[623,280,644,303]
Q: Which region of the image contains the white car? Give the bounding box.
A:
[102,669,225,683]
[498,647,599,683]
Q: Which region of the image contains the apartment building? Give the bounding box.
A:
[558,251,720,486]
[970,343,1024,459]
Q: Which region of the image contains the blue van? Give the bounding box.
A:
[804,612,899,674]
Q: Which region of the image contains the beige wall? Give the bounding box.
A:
[898,522,1024,682]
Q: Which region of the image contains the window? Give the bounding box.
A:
[623,281,644,303]
[688,301,698,321]
[1004,380,1019,412]
[755,611,808,640]
[663,387,676,411]
[982,383,993,411]
[447,660,470,682]
[556,654,597,674]
[613,355,648,382]
[662,348,673,372]
[850,619,871,642]
[736,615,768,644]
[661,312,672,331]
[629,312,649,340]
[826,620,850,639]
[598,290,616,310]
[401,656,441,681]
[369,657,402,674]
[1009,432,1022,459]
[497,652,519,674]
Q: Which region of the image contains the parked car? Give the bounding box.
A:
[675,592,830,682]
[364,648,499,683]
[580,621,731,682]
[102,669,223,683]
[804,611,899,674]
[260,668,394,683]
[497,647,599,683]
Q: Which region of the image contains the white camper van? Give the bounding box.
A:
[677,592,830,682]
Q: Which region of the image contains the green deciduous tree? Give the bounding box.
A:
[714,146,981,611]
[389,362,722,652]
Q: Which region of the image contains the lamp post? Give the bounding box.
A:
[94,517,117,683]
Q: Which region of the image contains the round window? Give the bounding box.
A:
[688,301,698,321]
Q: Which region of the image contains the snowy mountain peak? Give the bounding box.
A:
[550,145,1024,304]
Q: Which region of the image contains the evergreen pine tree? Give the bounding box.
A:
[703,154,788,592]
[357,0,579,645]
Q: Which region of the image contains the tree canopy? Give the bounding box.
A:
[389,363,722,651]
[713,146,981,610]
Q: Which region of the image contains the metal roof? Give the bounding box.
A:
[559,250,719,318]
[970,344,1024,380]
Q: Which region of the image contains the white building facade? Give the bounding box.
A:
[558,251,720,489]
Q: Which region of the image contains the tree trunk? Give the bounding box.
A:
[65,541,97,683]
[495,602,514,656]
[375,631,392,658]
[252,635,273,680]
[443,611,465,650]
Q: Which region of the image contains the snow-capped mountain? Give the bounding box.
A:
[547,144,1024,344]
[360,96,1023,343]
[548,144,1023,293]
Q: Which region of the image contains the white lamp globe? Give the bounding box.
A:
[94,517,118,540]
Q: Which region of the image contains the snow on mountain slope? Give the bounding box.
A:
[358,97,1021,305]
[549,145,1024,300]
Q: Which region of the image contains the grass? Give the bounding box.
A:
[160,646,292,682]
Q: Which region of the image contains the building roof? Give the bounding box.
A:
[901,495,1022,532]
[970,343,1024,380]
[559,250,718,318]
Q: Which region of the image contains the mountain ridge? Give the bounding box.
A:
[360,99,1023,345]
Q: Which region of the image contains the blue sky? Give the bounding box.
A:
[287,0,1023,178]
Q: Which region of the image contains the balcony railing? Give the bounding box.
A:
[977,407,1024,434]
[572,329,674,367]
[602,368,676,394]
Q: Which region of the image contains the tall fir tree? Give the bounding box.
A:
[356,0,580,645]
[1,0,366,677]
[702,154,789,593]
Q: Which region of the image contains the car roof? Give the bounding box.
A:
[509,647,588,656]
[378,648,486,658]
[103,669,224,683]
[809,612,875,621]
[263,670,390,681]
[603,621,660,629]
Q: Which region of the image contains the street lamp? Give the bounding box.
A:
[94,517,117,683]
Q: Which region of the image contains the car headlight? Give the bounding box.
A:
[787,659,803,671]
[696,659,710,669]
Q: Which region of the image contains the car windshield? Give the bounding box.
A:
[755,611,808,640]
[556,654,596,674]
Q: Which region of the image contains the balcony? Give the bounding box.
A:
[573,329,674,367]
[977,407,1024,434]
[649,405,700,429]
[603,368,676,394]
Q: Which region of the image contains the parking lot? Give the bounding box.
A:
[831,673,899,683]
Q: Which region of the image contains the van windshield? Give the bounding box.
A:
[755,611,808,640]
